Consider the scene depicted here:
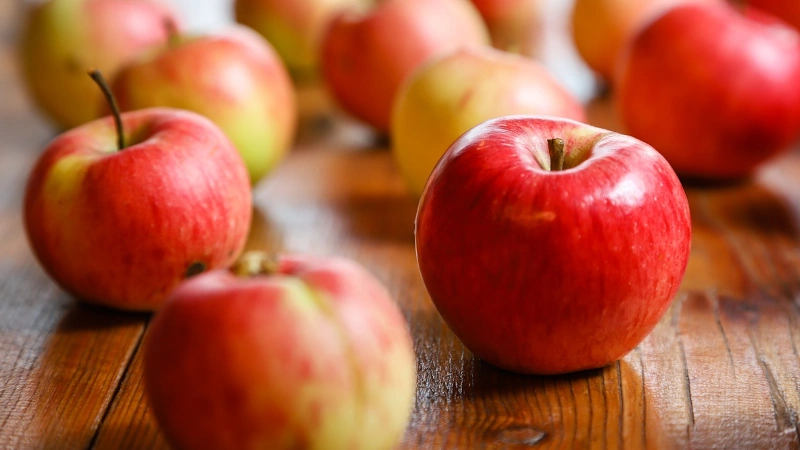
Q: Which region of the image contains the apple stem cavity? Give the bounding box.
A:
[548,138,565,171]
[88,69,125,151]
[232,251,279,277]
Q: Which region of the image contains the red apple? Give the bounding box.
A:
[18,0,179,129]
[617,2,800,179]
[320,0,490,132]
[748,0,800,31]
[392,46,586,196]
[111,26,296,184]
[415,116,691,374]
[469,0,544,56]
[144,252,416,450]
[23,73,252,311]
[234,0,372,77]
[571,0,719,82]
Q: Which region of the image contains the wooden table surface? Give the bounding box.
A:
[4,3,800,450]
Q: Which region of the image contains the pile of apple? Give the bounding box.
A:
[16,0,800,447]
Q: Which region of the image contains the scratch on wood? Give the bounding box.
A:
[568,378,577,447]
[709,290,736,376]
[600,370,609,450]
[676,330,696,429]
[87,320,149,450]
[585,377,594,449]
[617,361,624,450]
[638,348,647,450]
[749,332,798,437]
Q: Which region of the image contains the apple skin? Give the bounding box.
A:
[18,0,178,129]
[571,0,719,82]
[234,0,372,77]
[617,2,800,179]
[469,0,544,56]
[392,46,586,196]
[320,0,490,132]
[111,26,296,184]
[144,255,416,450]
[415,116,691,375]
[23,108,252,312]
[748,0,800,31]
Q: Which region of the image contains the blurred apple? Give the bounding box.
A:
[321,0,490,132]
[144,252,416,450]
[24,72,252,311]
[392,46,586,196]
[470,0,544,56]
[18,0,178,129]
[416,116,691,374]
[112,26,296,184]
[748,0,800,30]
[234,0,372,78]
[617,2,800,179]
[571,0,719,82]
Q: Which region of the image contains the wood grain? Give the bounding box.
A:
[3,2,800,449]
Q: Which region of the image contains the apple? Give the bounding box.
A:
[23,71,252,312]
[18,0,179,129]
[392,46,586,196]
[415,116,691,375]
[617,2,800,179]
[320,0,490,132]
[571,0,719,82]
[234,0,372,78]
[747,0,800,30]
[469,0,544,56]
[144,252,416,450]
[111,26,296,184]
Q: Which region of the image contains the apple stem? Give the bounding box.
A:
[548,138,565,171]
[88,69,125,151]
[232,251,279,277]
[164,17,180,47]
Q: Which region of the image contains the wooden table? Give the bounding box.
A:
[4,4,800,450]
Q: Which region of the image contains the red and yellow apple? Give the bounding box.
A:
[18,0,178,129]
[416,116,691,374]
[234,0,372,77]
[24,73,252,311]
[571,0,719,82]
[392,46,586,196]
[144,253,416,450]
[617,2,800,179]
[111,26,296,184]
[320,0,490,132]
[469,0,544,56]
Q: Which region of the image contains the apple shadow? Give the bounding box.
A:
[404,308,673,449]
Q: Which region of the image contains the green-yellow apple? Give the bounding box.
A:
[748,0,800,30]
[234,0,372,78]
[144,252,416,450]
[18,0,178,129]
[469,0,544,56]
[321,0,490,132]
[23,72,252,311]
[571,0,720,82]
[111,26,297,184]
[416,116,691,374]
[392,46,586,196]
[617,2,800,179]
